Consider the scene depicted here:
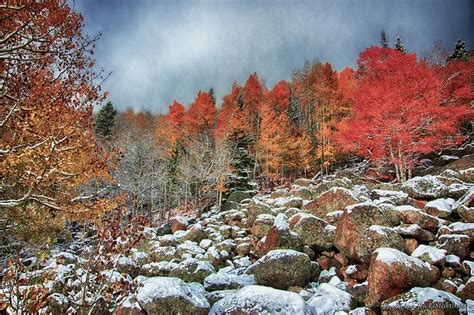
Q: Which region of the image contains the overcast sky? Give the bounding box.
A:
[74,0,473,113]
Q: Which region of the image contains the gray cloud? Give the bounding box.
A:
[75,0,473,112]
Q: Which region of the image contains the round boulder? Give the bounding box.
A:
[402,175,448,200]
[354,225,408,264]
[291,213,336,251]
[209,285,311,314]
[136,277,210,314]
[245,249,314,289]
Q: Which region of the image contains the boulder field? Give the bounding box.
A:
[16,165,474,314]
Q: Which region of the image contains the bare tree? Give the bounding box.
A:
[422,40,450,66]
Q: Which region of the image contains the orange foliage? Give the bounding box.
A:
[186,91,217,136]
[215,83,242,139]
[0,0,121,240]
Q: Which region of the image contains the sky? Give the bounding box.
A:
[73,0,473,113]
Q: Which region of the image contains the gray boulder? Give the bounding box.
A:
[136,277,210,314]
[245,249,315,289]
[209,285,311,314]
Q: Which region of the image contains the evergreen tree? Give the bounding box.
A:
[286,89,301,125]
[448,38,469,61]
[236,91,244,111]
[395,37,407,53]
[380,30,389,48]
[224,130,255,196]
[209,87,216,105]
[166,142,181,208]
[94,101,117,139]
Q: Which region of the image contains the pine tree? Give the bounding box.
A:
[94,101,117,139]
[448,38,469,61]
[286,89,301,125]
[225,130,255,196]
[166,142,181,208]
[209,87,216,105]
[237,92,244,111]
[395,37,407,53]
[380,30,389,48]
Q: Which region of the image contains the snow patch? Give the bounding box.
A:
[209,285,310,314]
[307,283,354,314]
[411,245,446,264]
[374,248,430,269]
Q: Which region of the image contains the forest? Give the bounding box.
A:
[0,1,473,314]
[92,36,473,223]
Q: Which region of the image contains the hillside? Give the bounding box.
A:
[2,149,473,314]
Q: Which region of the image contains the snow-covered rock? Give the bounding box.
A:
[245,249,315,289]
[169,258,215,283]
[394,224,435,241]
[273,196,304,209]
[115,295,144,315]
[354,225,408,264]
[199,239,213,250]
[335,202,393,260]
[366,248,438,308]
[395,205,442,231]
[371,189,410,205]
[437,234,471,259]
[305,187,358,218]
[136,277,209,314]
[258,213,304,255]
[151,245,177,262]
[440,222,474,241]
[424,198,455,218]
[307,283,356,314]
[290,213,336,251]
[402,175,448,199]
[209,285,311,314]
[203,272,256,291]
[381,287,466,314]
[251,214,274,238]
[411,244,447,265]
[140,261,178,277]
[175,241,206,258]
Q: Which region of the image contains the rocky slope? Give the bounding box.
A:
[4,161,474,314]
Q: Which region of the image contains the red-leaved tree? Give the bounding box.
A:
[334,47,472,182]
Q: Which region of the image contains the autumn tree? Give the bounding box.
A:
[292,61,350,175]
[94,101,117,140]
[334,47,472,182]
[123,107,136,125]
[186,90,217,137]
[166,100,186,144]
[0,1,119,243]
[242,73,265,176]
[258,81,313,181]
[215,83,242,139]
[258,100,285,179]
